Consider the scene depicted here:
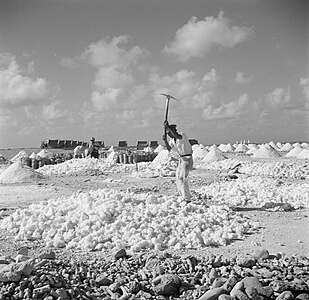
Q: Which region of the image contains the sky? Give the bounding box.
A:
[0,0,308,148]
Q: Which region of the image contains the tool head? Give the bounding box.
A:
[160,93,180,101]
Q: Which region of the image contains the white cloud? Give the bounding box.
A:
[59,57,78,68]
[164,12,254,62]
[265,87,291,107]
[42,100,69,120]
[0,108,12,129]
[203,93,249,120]
[300,77,309,105]
[234,71,252,84]
[203,68,221,82]
[91,88,121,111]
[83,35,148,69]
[0,54,48,107]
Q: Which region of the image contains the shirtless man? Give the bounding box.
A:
[162,121,193,201]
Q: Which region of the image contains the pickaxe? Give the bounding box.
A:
[160,94,180,136]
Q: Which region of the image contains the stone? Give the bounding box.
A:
[242,277,262,289]
[252,248,269,260]
[256,286,274,298]
[237,255,257,268]
[38,250,56,260]
[270,280,290,293]
[212,278,227,288]
[233,289,250,300]
[222,276,238,293]
[114,248,127,260]
[290,278,308,292]
[17,246,29,256]
[197,287,227,300]
[0,260,34,282]
[295,294,309,300]
[218,295,233,300]
[230,281,245,298]
[95,274,112,286]
[153,274,181,296]
[275,291,294,300]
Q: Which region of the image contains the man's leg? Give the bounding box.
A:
[175,162,182,196]
[178,160,191,200]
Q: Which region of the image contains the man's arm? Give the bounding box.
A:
[162,134,172,151]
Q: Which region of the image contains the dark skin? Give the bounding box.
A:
[162,121,182,151]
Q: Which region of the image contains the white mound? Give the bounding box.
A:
[297,149,309,159]
[285,146,303,158]
[37,149,52,159]
[10,150,29,163]
[107,146,115,152]
[252,145,282,158]
[202,149,227,163]
[152,149,170,166]
[234,144,249,152]
[192,145,209,161]
[154,145,165,153]
[0,161,45,184]
[279,143,293,152]
[105,151,118,164]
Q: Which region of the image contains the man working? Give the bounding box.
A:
[162,121,193,202]
[88,137,99,159]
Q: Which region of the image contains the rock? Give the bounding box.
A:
[270,280,290,293]
[212,278,227,288]
[276,291,294,300]
[218,295,233,300]
[38,250,56,260]
[230,281,245,297]
[233,289,250,300]
[242,277,262,289]
[153,274,181,296]
[295,294,309,300]
[252,248,269,260]
[15,254,29,262]
[17,246,29,256]
[114,248,127,260]
[222,276,238,293]
[0,260,34,282]
[290,278,308,292]
[197,287,227,300]
[256,286,274,298]
[96,274,112,286]
[236,255,257,268]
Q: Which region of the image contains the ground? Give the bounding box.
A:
[0,149,308,260]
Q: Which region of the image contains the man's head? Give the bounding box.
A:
[91,137,95,142]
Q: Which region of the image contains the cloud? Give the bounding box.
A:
[0,54,49,107]
[265,87,291,107]
[203,93,249,120]
[164,12,254,62]
[91,88,121,111]
[0,108,12,129]
[59,57,78,68]
[234,71,252,84]
[42,100,69,120]
[300,77,309,108]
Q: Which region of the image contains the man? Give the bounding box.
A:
[162,121,193,201]
[88,137,99,159]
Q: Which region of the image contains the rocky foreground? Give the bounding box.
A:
[0,247,308,300]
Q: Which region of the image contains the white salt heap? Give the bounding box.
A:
[154,145,165,153]
[234,144,248,152]
[105,151,118,164]
[297,149,309,159]
[10,150,29,163]
[252,145,281,158]
[279,143,293,152]
[0,161,45,184]
[201,148,227,163]
[192,145,208,161]
[0,188,258,251]
[285,146,303,158]
[37,149,52,159]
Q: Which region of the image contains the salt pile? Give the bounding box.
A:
[285,146,303,158]
[10,150,29,163]
[105,151,118,164]
[107,146,115,152]
[297,149,309,159]
[0,161,45,184]
[154,144,165,153]
[29,152,38,159]
[152,149,171,167]
[234,144,248,152]
[201,148,227,163]
[224,143,234,152]
[0,188,258,251]
[192,145,208,161]
[37,149,52,159]
[252,145,281,158]
[279,143,293,152]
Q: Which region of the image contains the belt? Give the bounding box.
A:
[180,154,192,157]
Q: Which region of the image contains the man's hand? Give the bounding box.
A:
[162,134,167,141]
[163,120,169,127]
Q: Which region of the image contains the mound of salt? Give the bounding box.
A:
[0,161,45,184]
[279,143,293,152]
[201,148,227,163]
[252,145,282,158]
[105,151,118,164]
[37,149,52,159]
[154,145,165,153]
[297,149,309,159]
[234,144,249,152]
[107,146,115,152]
[285,146,303,158]
[192,145,209,161]
[10,150,29,163]
[301,142,308,148]
[152,149,170,166]
[143,146,153,152]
